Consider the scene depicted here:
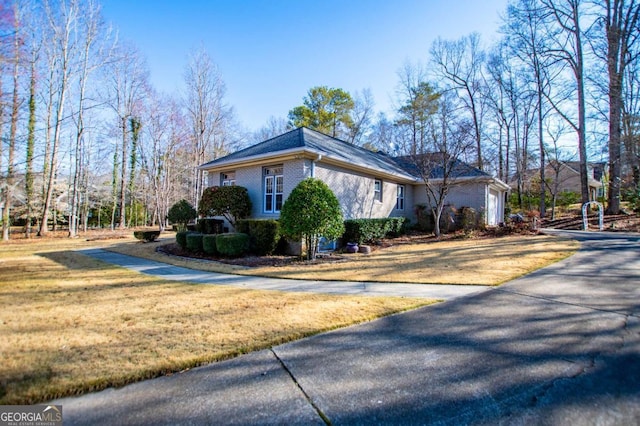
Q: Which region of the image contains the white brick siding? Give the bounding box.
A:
[314,162,409,220]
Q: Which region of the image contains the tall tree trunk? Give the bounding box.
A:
[25,54,37,238]
[111,149,118,230]
[128,117,140,227]
[573,1,590,205]
[118,116,128,229]
[39,0,75,237]
[605,0,640,214]
[3,15,21,242]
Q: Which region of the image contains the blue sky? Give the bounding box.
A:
[101,0,509,132]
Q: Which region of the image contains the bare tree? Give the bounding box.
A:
[539,0,591,204]
[253,116,290,142]
[398,92,475,237]
[38,0,78,236]
[2,2,23,241]
[183,48,231,209]
[68,0,108,237]
[485,43,514,182]
[596,0,640,213]
[544,119,575,219]
[430,32,487,170]
[505,0,555,217]
[139,93,189,230]
[105,43,148,229]
[622,54,640,187]
[347,88,375,145]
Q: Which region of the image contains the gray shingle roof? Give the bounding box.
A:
[393,154,491,180]
[200,127,416,179]
[200,127,492,181]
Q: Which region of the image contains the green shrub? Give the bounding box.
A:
[280,178,344,260]
[198,186,252,226]
[186,233,204,252]
[133,230,160,242]
[623,187,640,213]
[215,233,249,257]
[457,207,478,232]
[202,234,217,255]
[557,191,581,207]
[176,231,191,249]
[167,199,197,232]
[235,219,280,255]
[198,218,224,234]
[343,217,406,244]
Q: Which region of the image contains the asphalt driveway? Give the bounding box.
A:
[53,230,640,425]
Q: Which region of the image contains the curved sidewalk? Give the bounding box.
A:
[78,248,488,300]
[58,231,640,424]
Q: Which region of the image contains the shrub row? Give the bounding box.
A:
[197,218,225,235]
[133,230,160,242]
[176,231,249,257]
[342,217,406,244]
[235,219,281,255]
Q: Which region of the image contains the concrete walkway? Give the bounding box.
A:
[78,248,488,299]
[54,230,640,425]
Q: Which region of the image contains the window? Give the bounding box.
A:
[374,179,382,202]
[221,172,236,186]
[396,185,405,210]
[264,166,283,213]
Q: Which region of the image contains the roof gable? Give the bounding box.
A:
[200,127,415,179]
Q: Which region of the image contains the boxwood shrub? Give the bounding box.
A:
[215,233,249,257]
[235,219,280,255]
[202,234,217,255]
[185,233,204,252]
[342,217,406,244]
[133,230,160,242]
[198,218,224,235]
[176,231,191,249]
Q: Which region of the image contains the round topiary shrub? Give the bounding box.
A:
[215,233,249,257]
[202,234,217,255]
[176,231,190,249]
[186,233,204,252]
[167,199,197,232]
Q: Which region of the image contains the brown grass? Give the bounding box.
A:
[110,233,579,286]
[0,236,431,405]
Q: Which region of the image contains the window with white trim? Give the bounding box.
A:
[396,184,405,210]
[221,172,236,186]
[264,166,283,213]
[374,179,382,202]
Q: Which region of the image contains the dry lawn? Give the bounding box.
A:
[0,236,430,405]
[111,234,579,285]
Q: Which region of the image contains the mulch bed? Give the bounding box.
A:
[157,243,350,268]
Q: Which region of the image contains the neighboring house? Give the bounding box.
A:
[511,161,606,201]
[199,127,510,230]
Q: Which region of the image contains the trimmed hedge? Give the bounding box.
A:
[198,218,224,235]
[343,218,406,244]
[176,231,191,249]
[202,234,217,255]
[186,233,204,252]
[216,233,249,257]
[235,219,280,255]
[133,230,160,242]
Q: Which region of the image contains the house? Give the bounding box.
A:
[510,161,606,201]
[199,127,510,229]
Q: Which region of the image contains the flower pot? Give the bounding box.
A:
[345,242,359,253]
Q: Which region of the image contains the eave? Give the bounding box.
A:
[200,147,419,184]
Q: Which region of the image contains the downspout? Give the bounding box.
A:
[311,154,322,178]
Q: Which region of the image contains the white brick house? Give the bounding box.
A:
[199,127,509,228]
